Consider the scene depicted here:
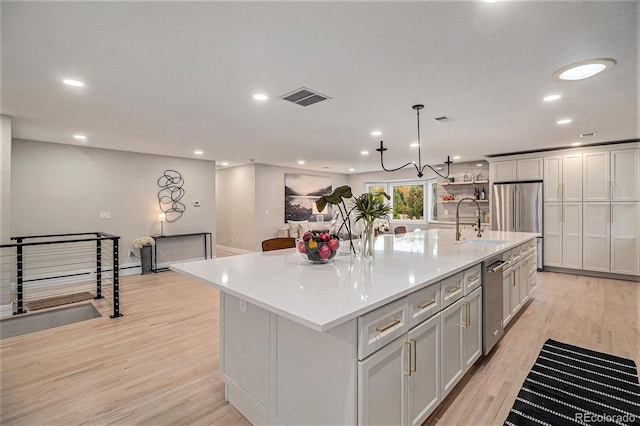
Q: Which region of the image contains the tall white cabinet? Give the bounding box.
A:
[543,153,583,269]
[582,148,639,275]
[543,146,639,276]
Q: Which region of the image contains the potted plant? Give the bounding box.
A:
[132,236,155,275]
[353,191,391,259]
[315,185,356,254]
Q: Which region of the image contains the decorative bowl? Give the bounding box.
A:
[296,231,340,264]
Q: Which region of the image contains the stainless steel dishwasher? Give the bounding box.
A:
[483,255,508,355]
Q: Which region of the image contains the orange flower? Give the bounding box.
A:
[308,239,317,249]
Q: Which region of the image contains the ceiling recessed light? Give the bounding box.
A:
[410,142,420,148]
[543,94,562,102]
[557,119,572,125]
[476,163,483,167]
[73,134,87,141]
[436,166,443,170]
[371,131,382,137]
[253,93,268,101]
[453,155,461,160]
[349,168,355,172]
[571,142,582,147]
[298,160,305,165]
[361,150,369,155]
[63,79,84,87]
[194,150,203,155]
[483,0,499,3]
[552,58,616,81]
[220,161,229,166]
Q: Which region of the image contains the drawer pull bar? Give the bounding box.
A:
[446,285,461,294]
[468,274,479,282]
[410,338,417,373]
[376,319,400,333]
[405,341,412,376]
[417,299,436,309]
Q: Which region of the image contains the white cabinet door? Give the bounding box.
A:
[440,298,464,398]
[563,154,583,201]
[519,256,530,306]
[583,152,610,201]
[583,202,611,272]
[462,287,482,372]
[502,268,513,327]
[611,149,640,201]
[562,202,583,269]
[611,202,640,275]
[543,203,563,267]
[509,263,522,316]
[407,314,441,426]
[358,336,407,426]
[517,158,543,180]
[544,157,562,202]
[492,161,517,182]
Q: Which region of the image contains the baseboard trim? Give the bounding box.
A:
[0,304,13,318]
[216,245,254,255]
[543,266,640,282]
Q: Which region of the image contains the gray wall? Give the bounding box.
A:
[0,116,12,313]
[11,139,216,267]
[215,164,256,251]
[216,163,349,252]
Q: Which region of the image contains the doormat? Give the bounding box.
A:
[0,303,101,339]
[25,291,94,311]
[504,338,640,425]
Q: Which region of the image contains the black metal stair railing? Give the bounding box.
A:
[0,232,122,319]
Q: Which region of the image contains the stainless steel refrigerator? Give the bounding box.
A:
[491,181,543,270]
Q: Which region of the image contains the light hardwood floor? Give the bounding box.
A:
[1,258,638,425]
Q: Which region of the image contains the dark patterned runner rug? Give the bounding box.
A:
[505,339,640,426]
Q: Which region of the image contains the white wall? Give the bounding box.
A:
[254,164,349,252]
[0,116,12,313]
[216,163,349,252]
[11,139,216,267]
[215,164,256,251]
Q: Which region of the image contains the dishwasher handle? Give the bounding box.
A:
[485,260,508,273]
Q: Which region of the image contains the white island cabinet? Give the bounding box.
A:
[172,229,537,425]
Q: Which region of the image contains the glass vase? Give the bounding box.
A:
[360,219,376,260]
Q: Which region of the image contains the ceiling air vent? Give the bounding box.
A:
[280,87,331,107]
[580,132,596,138]
[433,116,453,123]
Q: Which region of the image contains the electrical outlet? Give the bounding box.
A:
[128,250,134,257]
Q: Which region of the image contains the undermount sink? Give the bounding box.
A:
[461,239,509,246]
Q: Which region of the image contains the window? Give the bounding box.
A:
[365,179,437,222]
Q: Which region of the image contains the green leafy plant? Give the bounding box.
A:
[315,185,355,253]
[353,191,391,259]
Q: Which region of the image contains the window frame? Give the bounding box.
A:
[365,179,437,224]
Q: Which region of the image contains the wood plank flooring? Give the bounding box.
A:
[1,260,638,425]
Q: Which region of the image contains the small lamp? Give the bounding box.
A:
[312,203,328,224]
[159,213,166,236]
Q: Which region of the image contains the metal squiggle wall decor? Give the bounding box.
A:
[158,170,185,222]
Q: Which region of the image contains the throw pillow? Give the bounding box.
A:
[288,220,310,238]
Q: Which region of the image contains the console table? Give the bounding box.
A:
[152,232,212,272]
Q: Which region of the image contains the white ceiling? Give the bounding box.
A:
[1,1,638,174]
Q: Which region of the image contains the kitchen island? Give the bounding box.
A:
[171,229,537,425]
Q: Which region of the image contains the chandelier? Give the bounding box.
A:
[376,104,452,179]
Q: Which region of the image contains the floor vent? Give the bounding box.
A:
[434,116,453,123]
[280,87,330,107]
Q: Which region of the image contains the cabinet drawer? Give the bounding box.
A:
[407,283,440,329]
[502,249,513,265]
[463,264,481,295]
[511,245,523,263]
[440,272,464,309]
[528,271,537,295]
[358,297,409,360]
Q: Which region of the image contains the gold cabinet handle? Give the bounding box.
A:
[405,341,412,376]
[446,284,461,294]
[468,274,479,282]
[512,272,517,287]
[417,298,436,309]
[410,338,417,373]
[376,319,400,333]
[462,302,470,328]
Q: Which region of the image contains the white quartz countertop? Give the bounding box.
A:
[171,229,536,332]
